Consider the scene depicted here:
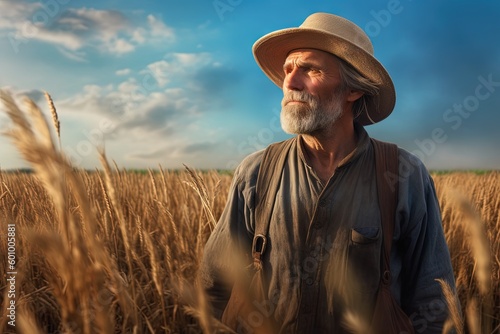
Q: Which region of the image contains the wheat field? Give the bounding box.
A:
[0,92,499,333]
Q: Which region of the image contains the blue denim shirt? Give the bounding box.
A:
[200,124,457,333]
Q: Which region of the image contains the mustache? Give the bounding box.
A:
[281,92,315,107]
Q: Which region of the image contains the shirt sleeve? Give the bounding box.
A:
[198,150,262,318]
[395,150,458,333]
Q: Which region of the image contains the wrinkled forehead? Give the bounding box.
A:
[284,48,342,69]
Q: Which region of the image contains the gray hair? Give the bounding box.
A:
[335,56,380,120]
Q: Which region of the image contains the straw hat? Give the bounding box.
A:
[252,12,396,125]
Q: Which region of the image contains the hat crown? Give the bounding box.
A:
[300,13,374,55]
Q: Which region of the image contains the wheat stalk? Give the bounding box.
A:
[436,278,464,333]
[341,309,373,334]
[183,164,218,229]
[43,91,60,144]
[466,298,481,334]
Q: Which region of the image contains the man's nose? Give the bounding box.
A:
[283,68,304,91]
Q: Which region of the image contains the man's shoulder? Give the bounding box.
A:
[397,147,430,174]
[370,138,433,190]
[238,149,265,172]
[396,146,434,189]
[232,149,265,185]
[233,138,295,185]
[369,138,430,180]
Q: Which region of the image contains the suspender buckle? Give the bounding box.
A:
[252,234,267,259]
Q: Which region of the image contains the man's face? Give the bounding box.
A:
[280,49,347,135]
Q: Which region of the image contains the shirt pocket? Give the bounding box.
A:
[351,227,380,244]
[345,226,382,305]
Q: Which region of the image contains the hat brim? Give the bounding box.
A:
[252,28,396,125]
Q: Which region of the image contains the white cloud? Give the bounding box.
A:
[45,8,132,54]
[143,60,172,87]
[129,14,175,46]
[69,8,129,40]
[116,68,131,76]
[139,52,214,88]
[147,14,175,40]
[57,16,90,31]
[131,27,146,44]
[57,47,87,62]
[117,78,139,93]
[0,0,40,30]
[31,25,84,50]
[54,51,228,139]
[1,49,237,168]
[107,38,135,54]
[0,2,176,59]
[173,52,211,67]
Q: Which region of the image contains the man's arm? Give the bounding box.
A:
[396,150,458,333]
[198,151,262,318]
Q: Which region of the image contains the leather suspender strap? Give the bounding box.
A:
[221,139,294,332]
[371,139,415,334]
[252,138,295,263]
[371,138,399,285]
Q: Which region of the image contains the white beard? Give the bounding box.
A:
[280,90,345,135]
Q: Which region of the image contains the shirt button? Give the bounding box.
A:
[305,277,314,285]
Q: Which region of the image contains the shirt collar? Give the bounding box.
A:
[297,122,371,169]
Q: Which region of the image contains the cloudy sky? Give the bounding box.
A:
[0,0,499,171]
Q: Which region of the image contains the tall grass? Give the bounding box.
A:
[0,92,498,333]
[434,172,500,333]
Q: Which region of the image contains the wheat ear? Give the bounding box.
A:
[44,91,61,148]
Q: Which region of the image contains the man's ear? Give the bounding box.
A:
[346,90,364,102]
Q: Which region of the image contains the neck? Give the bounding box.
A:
[300,118,358,184]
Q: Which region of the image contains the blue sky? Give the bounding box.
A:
[0,0,499,170]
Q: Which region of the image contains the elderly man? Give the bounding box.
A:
[200,13,456,333]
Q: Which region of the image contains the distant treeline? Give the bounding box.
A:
[0,168,235,175]
[2,168,496,176]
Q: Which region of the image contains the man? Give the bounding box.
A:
[200,13,457,333]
